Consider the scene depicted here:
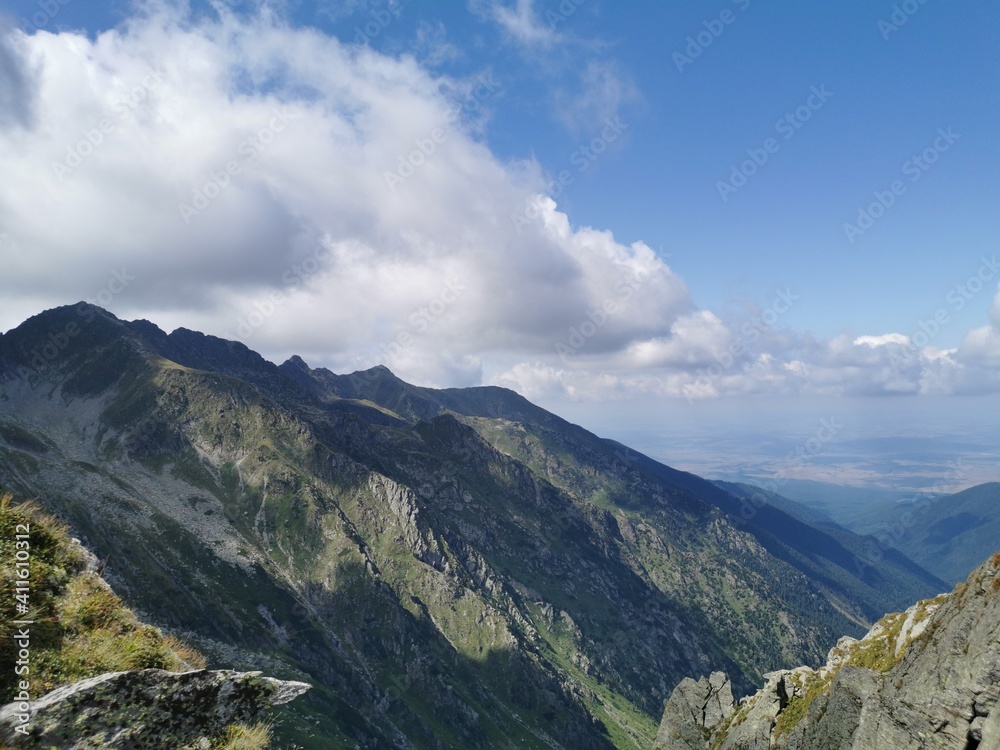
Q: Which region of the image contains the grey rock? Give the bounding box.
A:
[655,551,1000,750]
[0,668,311,748]
[717,670,790,750]
[653,670,734,750]
[782,666,880,750]
[981,704,1000,750]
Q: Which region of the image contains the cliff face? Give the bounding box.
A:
[655,550,1000,749]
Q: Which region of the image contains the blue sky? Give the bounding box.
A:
[1,0,999,480]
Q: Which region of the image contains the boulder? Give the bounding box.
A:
[0,668,311,748]
[653,670,734,750]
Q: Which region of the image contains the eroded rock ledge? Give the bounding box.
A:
[0,668,311,748]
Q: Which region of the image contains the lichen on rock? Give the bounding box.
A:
[0,668,310,749]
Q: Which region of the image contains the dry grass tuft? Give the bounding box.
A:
[0,491,207,699]
[213,721,273,750]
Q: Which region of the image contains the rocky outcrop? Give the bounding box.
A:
[653,671,734,750]
[656,550,1000,749]
[0,668,311,748]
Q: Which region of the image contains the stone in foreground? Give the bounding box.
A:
[0,668,311,748]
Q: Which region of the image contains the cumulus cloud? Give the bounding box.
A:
[2,4,1000,403]
[491,288,1000,402]
[953,285,1000,380]
[0,5,685,386]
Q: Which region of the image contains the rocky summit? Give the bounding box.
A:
[0,304,954,748]
[655,550,1000,749]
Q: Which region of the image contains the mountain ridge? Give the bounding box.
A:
[0,304,952,748]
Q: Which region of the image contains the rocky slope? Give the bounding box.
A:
[0,304,950,748]
[284,357,945,628]
[654,550,1000,749]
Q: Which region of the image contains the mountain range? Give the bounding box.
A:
[846,482,1000,584]
[731,477,1000,586]
[0,304,955,749]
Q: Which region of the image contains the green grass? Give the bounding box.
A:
[0,493,206,700]
[773,671,832,739]
[0,492,303,749]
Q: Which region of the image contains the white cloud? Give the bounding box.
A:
[854,333,910,348]
[0,7,685,387]
[555,59,640,134]
[941,285,1000,393]
[3,6,1000,403]
[469,0,560,49]
[619,312,732,369]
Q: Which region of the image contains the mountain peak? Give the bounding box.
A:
[0,302,142,391]
[282,354,310,370]
[357,363,395,377]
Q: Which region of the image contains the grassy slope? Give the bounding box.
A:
[0,493,283,749]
